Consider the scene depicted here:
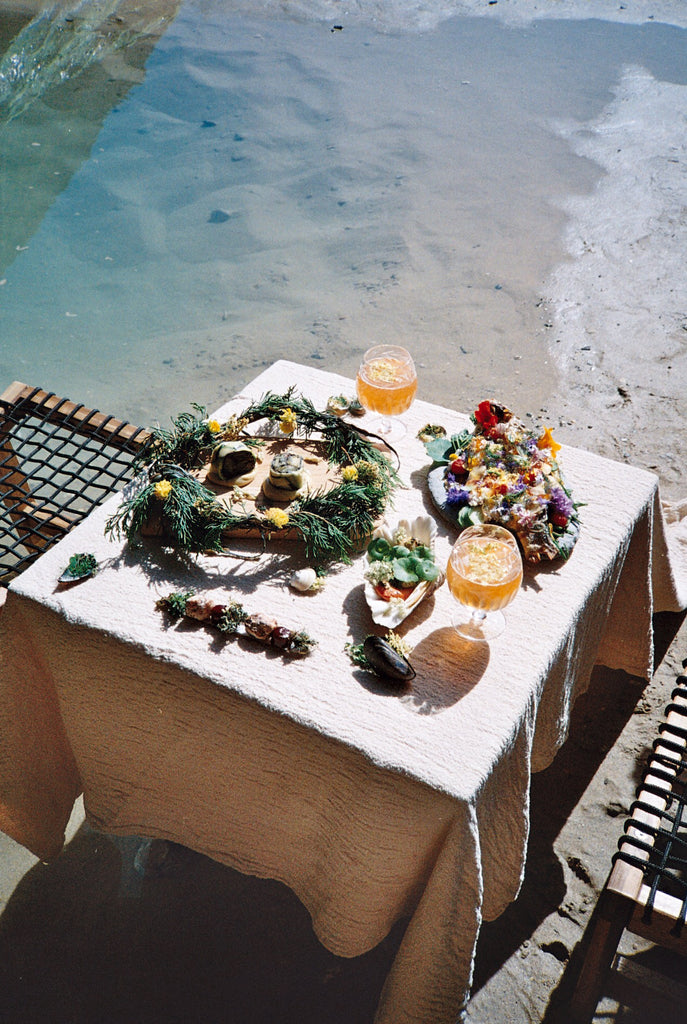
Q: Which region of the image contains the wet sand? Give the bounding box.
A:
[1,1,686,1021]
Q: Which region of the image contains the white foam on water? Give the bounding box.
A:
[546,65,687,393]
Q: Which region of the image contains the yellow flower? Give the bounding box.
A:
[537,426,561,457]
[342,465,359,482]
[154,480,172,500]
[207,419,222,434]
[354,460,381,486]
[264,507,290,529]
[279,408,297,434]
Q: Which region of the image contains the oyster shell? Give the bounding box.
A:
[363,515,443,629]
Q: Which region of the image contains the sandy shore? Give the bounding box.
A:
[1,1,686,1021]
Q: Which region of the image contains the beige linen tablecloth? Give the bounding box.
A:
[1,361,686,1024]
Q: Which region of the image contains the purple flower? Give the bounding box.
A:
[446,485,470,507]
[549,486,573,518]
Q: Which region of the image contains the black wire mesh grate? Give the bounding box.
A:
[1,385,147,586]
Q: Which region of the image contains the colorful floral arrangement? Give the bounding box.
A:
[424,401,580,562]
[105,389,398,566]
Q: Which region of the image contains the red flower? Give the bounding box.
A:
[550,512,569,529]
[450,456,467,477]
[474,401,499,431]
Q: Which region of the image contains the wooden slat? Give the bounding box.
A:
[570,687,687,1021]
[0,381,29,405]
[606,954,687,1020]
[0,381,150,451]
[608,691,687,901]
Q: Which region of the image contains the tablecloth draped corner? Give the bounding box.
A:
[0,593,81,861]
[655,494,687,612]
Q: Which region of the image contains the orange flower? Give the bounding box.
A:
[537,426,561,457]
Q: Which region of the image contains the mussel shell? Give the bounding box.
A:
[363,636,416,683]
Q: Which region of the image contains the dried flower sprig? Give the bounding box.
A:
[156,590,316,656]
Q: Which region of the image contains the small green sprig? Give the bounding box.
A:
[216,600,249,634]
[60,552,98,581]
[138,404,216,469]
[288,630,318,655]
[156,590,193,619]
[345,640,371,670]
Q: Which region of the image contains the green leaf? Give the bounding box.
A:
[457,506,483,527]
[424,437,454,463]
[367,536,392,561]
[424,429,472,465]
[417,559,440,582]
[391,556,421,584]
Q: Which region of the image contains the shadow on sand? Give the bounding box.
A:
[472,609,686,1020]
[0,827,405,1023]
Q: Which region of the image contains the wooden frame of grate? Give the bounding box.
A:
[0,381,149,587]
[569,669,687,1021]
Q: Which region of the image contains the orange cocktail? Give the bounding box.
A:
[447,524,522,640]
[358,346,415,442]
[356,355,417,416]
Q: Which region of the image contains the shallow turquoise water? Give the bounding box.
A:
[0,2,685,426]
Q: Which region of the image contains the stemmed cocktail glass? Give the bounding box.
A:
[446,524,523,641]
[356,345,417,443]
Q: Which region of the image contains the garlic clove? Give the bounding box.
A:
[290,568,318,592]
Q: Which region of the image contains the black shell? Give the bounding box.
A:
[363,636,416,683]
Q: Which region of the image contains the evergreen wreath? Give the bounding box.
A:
[105,388,399,566]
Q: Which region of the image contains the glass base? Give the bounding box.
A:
[451,606,505,642]
[364,415,407,444]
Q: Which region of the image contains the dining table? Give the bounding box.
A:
[1,360,686,1024]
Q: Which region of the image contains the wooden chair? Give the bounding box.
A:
[0,381,149,588]
[569,667,687,1021]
